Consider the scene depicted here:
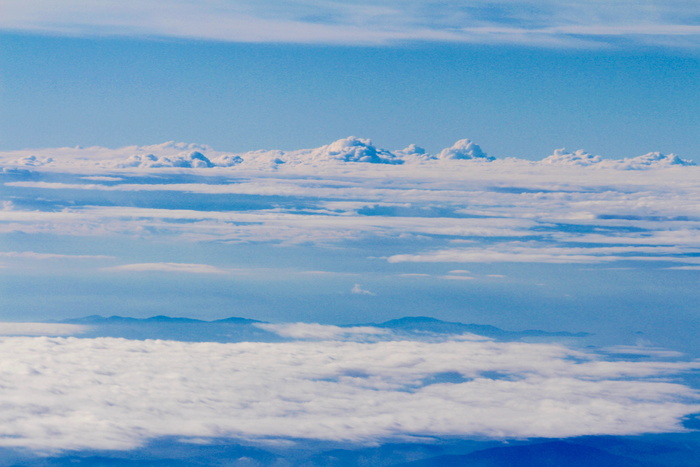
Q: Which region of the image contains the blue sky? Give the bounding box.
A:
[0,0,698,160]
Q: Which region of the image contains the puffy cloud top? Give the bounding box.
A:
[616,152,695,170]
[118,151,214,168]
[308,136,404,164]
[437,139,492,161]
[394,144,428,159]
[540,148,603,166]
[539,149,695,169]
[2,138,697,171]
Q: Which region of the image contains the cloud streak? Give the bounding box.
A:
[388,244,700,265]
[0,323,88,336]
[104,262,230,274]
[1,1,698,47]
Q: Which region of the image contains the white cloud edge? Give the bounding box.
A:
[0,323,88,336]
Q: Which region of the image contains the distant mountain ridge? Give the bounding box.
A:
[61,314,263,325]
[368,316,588,338]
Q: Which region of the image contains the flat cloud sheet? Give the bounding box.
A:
[0,334,697,452]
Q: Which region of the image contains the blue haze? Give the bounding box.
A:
[1,33,698,161]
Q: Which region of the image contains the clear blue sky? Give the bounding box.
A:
[0,0,698,160]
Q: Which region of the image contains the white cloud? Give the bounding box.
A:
[541,148,603,167]
[0,251,113,260]
[104,263,230,274]
[0,336,695,452]
[437,139,492,161]
[351,284,376,295]
[388,243,700,265]
[440,275,476,280]
[0,1,698,47]
[0,323,88,336]
[541,149,694,169]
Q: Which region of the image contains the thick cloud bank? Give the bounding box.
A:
[0,335,696,452]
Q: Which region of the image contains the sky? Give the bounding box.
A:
[0,0,698,160]
[1,1,700,464]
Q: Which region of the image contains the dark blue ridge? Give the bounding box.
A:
[56,315,587,342]
[60,315,262,325]
[362,316,588,339]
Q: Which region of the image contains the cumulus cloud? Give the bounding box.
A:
[104,263,230,274]
[117,151,215,169]
[305,136,403,165]
[1,138,695,171]
[540,148,603,167]
[437,139,492,161]
[613,152,695,170]
[0,336,695,452]
[541,149,694,169]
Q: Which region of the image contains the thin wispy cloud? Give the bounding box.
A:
[0,251,113,260]
[0,323,88,336]
[1,1,698,47]
[105,262,230,274]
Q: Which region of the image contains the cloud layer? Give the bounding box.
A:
[2,1,699,47]
[0,335,696,452]
[3,137,700,268]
